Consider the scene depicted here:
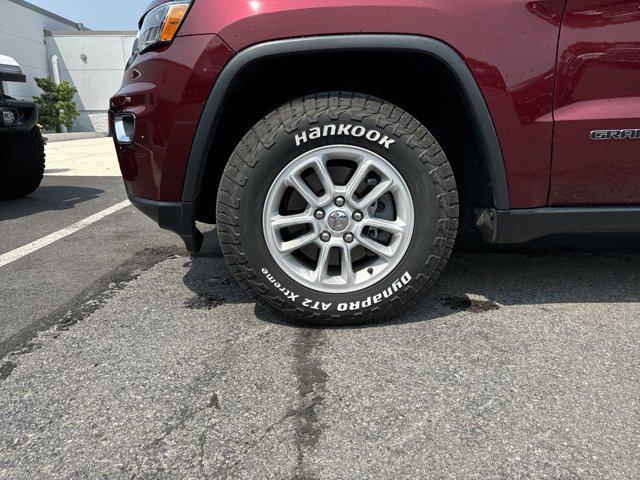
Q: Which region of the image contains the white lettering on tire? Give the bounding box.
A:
[295,124,395,149]
[262,268,412,311]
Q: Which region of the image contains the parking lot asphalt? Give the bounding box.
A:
[0,174,182,360]
[2,139,640,478]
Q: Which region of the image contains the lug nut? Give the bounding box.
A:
[343,232,354,244]
[319,231,331,242]
[314,209,325,220]
[334,196,346,207]
[352,211,363,222]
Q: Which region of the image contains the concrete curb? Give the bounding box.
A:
[44,132,109,143]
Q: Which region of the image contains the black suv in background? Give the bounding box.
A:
[0,54,45,200]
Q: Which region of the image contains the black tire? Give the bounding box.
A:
[0,127,45,200]
[217,92,459,325]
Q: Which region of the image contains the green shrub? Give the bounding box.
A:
[33,78,79,133]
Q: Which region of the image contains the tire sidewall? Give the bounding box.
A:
[237,114,445,318]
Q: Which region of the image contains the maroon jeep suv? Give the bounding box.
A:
[110,0,640,324]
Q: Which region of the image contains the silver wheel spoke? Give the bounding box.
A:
[314,243,331,283]
[357,234,395,259]
[354,179,393,210]
[312,156,335,198]
[270,211,314,229]
[362,217,407,235]
[278,231,317,253]
[345,159,373,202]
[286,174,323,207]
[340,244,356,284]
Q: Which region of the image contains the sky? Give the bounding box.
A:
[26,0,151,30]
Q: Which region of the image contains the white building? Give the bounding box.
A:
[1,0,136,132]
[45,31,136,132]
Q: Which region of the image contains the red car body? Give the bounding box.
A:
[110,0,640,251]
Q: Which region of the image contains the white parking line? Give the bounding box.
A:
[0,200,131,268]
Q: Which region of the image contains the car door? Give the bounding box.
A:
[549,0,640,205]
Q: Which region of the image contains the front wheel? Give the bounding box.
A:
[217,92,458,325]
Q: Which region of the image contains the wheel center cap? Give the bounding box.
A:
[327,210,350,232]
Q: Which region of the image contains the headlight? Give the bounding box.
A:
[1,109,18,126]
[133,1,191,54]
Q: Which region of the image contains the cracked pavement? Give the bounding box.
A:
[2,225,640,478]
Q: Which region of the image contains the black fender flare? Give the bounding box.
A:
[182,34,510,210]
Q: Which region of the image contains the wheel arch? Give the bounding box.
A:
[183,34,510,216]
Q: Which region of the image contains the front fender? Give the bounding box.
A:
[181,34,511,210]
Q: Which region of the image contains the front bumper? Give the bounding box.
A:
[109,34,234,252]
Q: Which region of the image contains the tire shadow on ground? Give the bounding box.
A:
[183,229,640,328]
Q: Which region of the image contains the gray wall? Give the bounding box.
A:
[45,32,136,132]
[0,0,81,100]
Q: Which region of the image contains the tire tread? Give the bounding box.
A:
[0,128,45,200]
[217,92,459,325]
